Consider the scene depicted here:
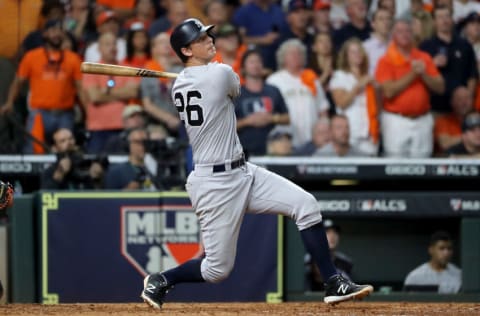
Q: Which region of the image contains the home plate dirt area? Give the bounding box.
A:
[1,302,479,315]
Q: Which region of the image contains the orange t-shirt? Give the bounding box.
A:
[0,0,42,58]
[375,43,440,116]
[82,72,135,131]
[17,47,82,110]
[434,114,462,139]
[96,0,135,9]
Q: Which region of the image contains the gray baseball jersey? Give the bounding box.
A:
[171,62,322,283]
[172,63,244,165]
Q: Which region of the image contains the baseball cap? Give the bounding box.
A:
[313,0,331,10]
[122,105,144,119]
[96,10,118,28]
[216,23,237,38]
[323,219,341,233]
[288,0,310,13]
[44,19,63,31]
[462,112,480,132]
[268,126,293,141]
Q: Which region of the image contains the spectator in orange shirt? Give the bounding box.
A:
[214,24,247,79]
[82,32,140,154]
[434,85,474,154]
[375,19,444,158]
[1,19,85,154]
[122,22,151,68]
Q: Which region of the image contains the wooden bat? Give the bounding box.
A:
[80,62,178,79]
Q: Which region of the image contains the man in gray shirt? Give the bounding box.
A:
[404,231,462,294]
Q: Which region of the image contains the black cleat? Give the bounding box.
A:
[323,274,373,305]
[140,273,173,309]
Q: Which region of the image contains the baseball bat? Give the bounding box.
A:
[80,62,178,79]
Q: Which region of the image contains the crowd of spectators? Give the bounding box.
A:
[2,0,480,189]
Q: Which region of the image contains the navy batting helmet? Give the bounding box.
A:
[170,18,215,62]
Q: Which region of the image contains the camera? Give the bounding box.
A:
[57,151,109,183]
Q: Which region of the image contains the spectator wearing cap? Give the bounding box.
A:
[104,104,147,154]
[1,19,85,154]
[149,0,189,37]
[333,0,372,51]
[434,86,473,154]
[375,19,444,158]
[363,7,393,76]
[234,49,290,156]
[419,5,478,115]
[84,10,127,63]
[311,0,332,33]
[294,117,331,155]
[446,111,480,157]
[266,126,293,156]
[305,219,353,291]
[214,24,247,79]
[124,0,155,31]
[122,22,151,68]
[232,0,286,72]
[276,0,315,65]
[82,32,140,154]
[315,114,367,157]
[141,32,181,136]
[267,39,329,148]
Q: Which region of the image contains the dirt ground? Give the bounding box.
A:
[1,302,479,316]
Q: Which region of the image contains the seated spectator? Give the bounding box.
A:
[316,114,367,157]
[266,126,293,156]
[104,104,147,154]
[84,10,127,63]
[404,231,461,294]
[235,49,290,156]
[105,127,159,190]
[41,128,107,190]
[375,19,444,158]
[330,38,380,157]
[434,86,473,154]
[305,219,353,291]
[446,111,480,157]
[82,32,140,154]
[294,117,331,155]
[267,39,329,148]
[1,19,85,154]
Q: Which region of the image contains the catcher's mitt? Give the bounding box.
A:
[0,181,14,214]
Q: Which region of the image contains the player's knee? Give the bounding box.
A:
[295,193,322,229]
[202,259,235,283]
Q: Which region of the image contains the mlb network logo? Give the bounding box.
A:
[121,206,202,276]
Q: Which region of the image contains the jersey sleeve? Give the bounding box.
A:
[217,63,240,98]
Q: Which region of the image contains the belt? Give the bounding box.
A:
[387,111,427,119]
[212,157,246,173]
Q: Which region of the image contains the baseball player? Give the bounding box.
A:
[141,18,373,309]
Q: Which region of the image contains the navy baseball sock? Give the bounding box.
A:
[162,258,205,285]
[300,222,338,281]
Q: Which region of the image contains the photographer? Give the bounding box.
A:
[41,128,107,190]
[105,127,158,190]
